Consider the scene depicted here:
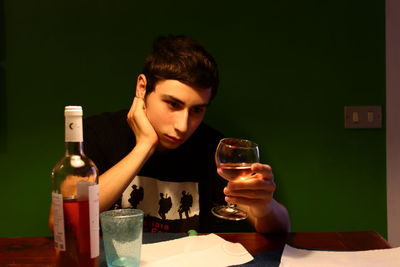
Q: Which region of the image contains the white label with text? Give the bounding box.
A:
[52,192,66,251]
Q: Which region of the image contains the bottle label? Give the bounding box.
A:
[52,192,66,251]
[76,181,100,258]
[89,184,100,258]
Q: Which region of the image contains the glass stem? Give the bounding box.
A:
[227,204,237,212]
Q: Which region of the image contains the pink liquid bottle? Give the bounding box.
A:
[51,106,99,267]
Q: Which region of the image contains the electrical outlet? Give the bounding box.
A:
[344,106,382,129]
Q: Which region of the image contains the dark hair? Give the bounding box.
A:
[142,35,219,100]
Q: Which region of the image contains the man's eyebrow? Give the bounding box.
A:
[162,95,210,107]
[162,95,185,105]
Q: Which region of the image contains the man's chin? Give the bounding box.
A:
[158,140,184,150]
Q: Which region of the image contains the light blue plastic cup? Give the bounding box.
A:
[100,209,144,267]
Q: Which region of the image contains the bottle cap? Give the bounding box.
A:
[64,106,83,142]
[65,106,83,117]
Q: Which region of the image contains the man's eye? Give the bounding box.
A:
[192,107,205,114]
[167,101,180,109]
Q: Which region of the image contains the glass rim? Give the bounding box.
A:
[219,138,259,149]
[100,208,144,219]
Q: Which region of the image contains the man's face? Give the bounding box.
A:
[145,80,212,149]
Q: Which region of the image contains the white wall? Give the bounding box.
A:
[386,0,400,246]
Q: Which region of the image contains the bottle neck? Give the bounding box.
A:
[65,142,84,156]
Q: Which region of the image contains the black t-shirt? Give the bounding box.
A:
[83,109,254,233]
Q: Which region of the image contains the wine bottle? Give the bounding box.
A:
[51,106,99,267]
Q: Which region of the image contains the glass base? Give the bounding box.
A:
[211,205,247,221]
[109,257,138,267]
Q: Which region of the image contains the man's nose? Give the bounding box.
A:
[174,110,189,134]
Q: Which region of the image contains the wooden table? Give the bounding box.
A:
[0,231,391,266]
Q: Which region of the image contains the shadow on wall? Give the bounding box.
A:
[0,0,6,152]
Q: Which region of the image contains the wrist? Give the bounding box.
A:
[134,141,157,157]
[249,200,291,233]
[249,199,278,219]
[250,204,272,219]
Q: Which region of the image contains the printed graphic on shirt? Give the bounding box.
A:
[121,176,199,232]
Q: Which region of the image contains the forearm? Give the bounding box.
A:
[98,143,154,212]
[246,199,291,233]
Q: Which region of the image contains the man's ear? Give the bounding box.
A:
[136,74,147,98]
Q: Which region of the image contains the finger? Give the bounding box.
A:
[132,96,146,113]
[135,96,145,111]
[127,97,146,125]
[225,195,271,207]
[251,163,274,180]
[224,187,274,200]
[129,97,137,113]
[127,99,137,123]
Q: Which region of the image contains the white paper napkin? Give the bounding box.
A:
[140,233,254,267]
[279,244,400,267]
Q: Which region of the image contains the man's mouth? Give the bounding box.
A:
[164,134,184,144]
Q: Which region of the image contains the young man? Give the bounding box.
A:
[84,35,290,233]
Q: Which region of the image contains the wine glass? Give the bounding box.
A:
[212,138,260,221]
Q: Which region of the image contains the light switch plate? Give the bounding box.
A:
[344,106,382,129]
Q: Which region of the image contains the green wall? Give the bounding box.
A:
[0,0,386,237]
